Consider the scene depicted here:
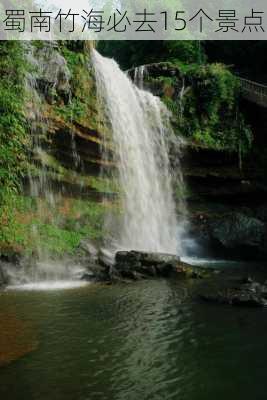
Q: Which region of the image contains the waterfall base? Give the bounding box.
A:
[80,247,210,282]
[1,260,90,291]
[7,281,89,291]
[0,248,212,291]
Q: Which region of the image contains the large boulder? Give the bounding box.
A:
[190,211,267,259]
[114,250,207,280]
[209,212,265,249]
[115,251,180,278]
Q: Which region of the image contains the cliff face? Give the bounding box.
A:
[1,42,267,260]
[129,61,267,259]
[25,41,105,196]
[0,41,113,259]
[128,62,256,198]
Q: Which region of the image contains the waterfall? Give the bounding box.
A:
[133,65,147,89]
[6,43,87,289]
[92,49,186,255]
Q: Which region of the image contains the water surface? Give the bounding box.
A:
[1,261,267,400]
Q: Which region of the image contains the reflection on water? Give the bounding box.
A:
[0,310,38,367]
[1,263,267,400]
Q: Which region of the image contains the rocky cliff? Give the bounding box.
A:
[0,41,113,259]
[1,41,267,260]
[129,61,267,259]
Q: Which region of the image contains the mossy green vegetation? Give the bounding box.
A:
[0,39,258,260]
[56,44,99,130]
[98,40,204,69]
[31,150,117,193]
[0,42,29,201]
[0,41,109,259]
[157,62,252,153]
[0,194,108,257]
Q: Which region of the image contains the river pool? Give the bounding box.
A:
[0,260,267,400]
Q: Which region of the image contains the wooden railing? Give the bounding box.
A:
[238,77,267,108]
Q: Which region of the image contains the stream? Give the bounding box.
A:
[1,260,267,400]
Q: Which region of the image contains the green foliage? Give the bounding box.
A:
[30,198,106,256]
[162,62,252,152]
[0,39,255,259]
[0,42,29,201]
[186,64,252,152]
[99,41,252,153]
[98,40,203,70]
[56,45,98,128]
[34,224,83,256]
[0,194,108,257]
[55,98,88,122]
[0,194,33,253]
[205,41,267,83]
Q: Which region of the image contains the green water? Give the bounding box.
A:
[1,262,267,400]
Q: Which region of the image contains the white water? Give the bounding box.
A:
[92,50,186,255]
[7,47,186,291]
[4,260,88,291]
[7,281,88,291]
[9,43,87,289]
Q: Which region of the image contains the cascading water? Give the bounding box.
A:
[133,65,147,89]
[92,49,186,255]
[6,43,87,290]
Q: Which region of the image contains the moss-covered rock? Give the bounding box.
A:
[0,41,117,259]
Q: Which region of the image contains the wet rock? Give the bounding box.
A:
[31,43,71,104]
[81,262,109,283]
[75,249,210,284]
[0,250,22,265]
[128,62,182,81]
[200,279,267,307]
[0,264,7,287]
[98,248,114,268]
[209,212,265,250]
[79,239,99,263]
[231,293,267,307]
[201,291,267,307]
[114,251,207,280]
[192,211,267,259]
[115,250,180,265]
[115,251,179,278]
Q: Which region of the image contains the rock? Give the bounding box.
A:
[114,250,207,280]
[0,265,7,287]
[241,276,254,284]
[81,262,109,283]
[189,204,267,260]
[200,292,267,307]
[79,239,99,263]
[98,248,114,268]
[231,293,267,307]
[115,250,180,265]
[0,250,21,265]
[75,249,210,285]
[200,279,267,307]
[81,272,95,281]
[210,212,265,248]
[115,251,179,278]
[31,43,71,104]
